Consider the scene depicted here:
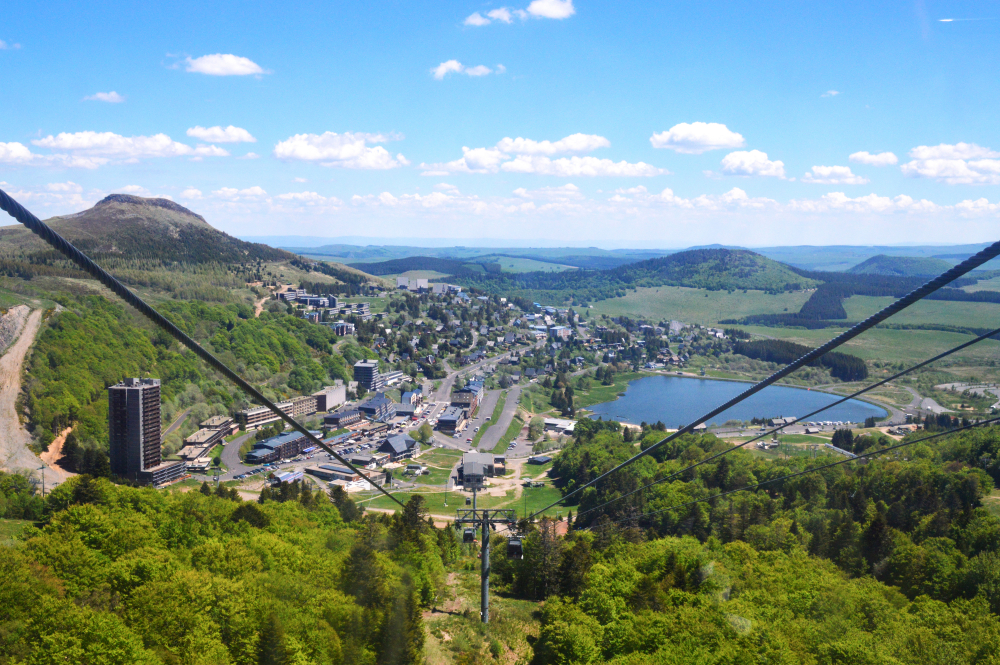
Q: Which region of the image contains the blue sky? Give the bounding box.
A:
[1,0,999,247]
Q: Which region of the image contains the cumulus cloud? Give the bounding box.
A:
[180,188,203,199]
[801,165,869,185]
[526,0,575,19]
[213,186,267,200]
[720,150,786,178]
[32,131,228,162]
[432,60,499,79]
[850,151,898,166]
[496,133,609,155]
[464,12,491,26]
[900,142,1000,184]
[789,192,938,214]
[464,1,571,25]
[186,125,256,143]
[184,54,266,76]
[273,131,408,169]
[501,155,664,177]
[650,122,745,154]
[0,142,36,165]
[275,191,342,206]
[420,133,656,176]
[84,91,125,103]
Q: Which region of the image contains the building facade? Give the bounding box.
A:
[108,378,184,486]
[353,360,384,392]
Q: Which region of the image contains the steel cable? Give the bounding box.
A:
[529,238,1000,518]
[0,187,405,507]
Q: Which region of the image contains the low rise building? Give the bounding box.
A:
[358,393,395,421]
[324,409,363,429]
[245,431,309,464]
[237,401,293,430]
[176,427,227,460]
[437,406,468,433]
[313,384,347,412]
[451,380,485,414]
[378,434,420,461]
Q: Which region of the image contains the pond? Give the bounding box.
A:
[587,375,887,427]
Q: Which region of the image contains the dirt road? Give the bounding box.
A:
[0,308,71,485]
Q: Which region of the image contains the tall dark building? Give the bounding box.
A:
[108,378,184,486]
[353,360,384,392]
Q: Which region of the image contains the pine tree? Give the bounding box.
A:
[199,481,212,496]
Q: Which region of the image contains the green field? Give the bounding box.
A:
[964,275,1000,293]
[417,447,464,485]
[385,270,451,280]
[737,325,1000,366]
[491,257,578,273]
[361,482,566,518]
[588,286,812,324]
[843,295,1000,331]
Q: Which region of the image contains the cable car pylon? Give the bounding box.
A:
[455,484,519,623]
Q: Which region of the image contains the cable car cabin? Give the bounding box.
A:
[507,537,523,559]
[463,528,476,543]
[465,496,471,506]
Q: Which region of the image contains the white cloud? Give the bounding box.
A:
[801,165,869,185]
[908,142,998,160]
[650,122,745,154]
[435,183,459,191]
[502,155,665,177]
[184,54,266,76]
[496,133,609,155]
[180,188,203,199]
[432,60,464,79]
[901,143,1000,184]
[720,150,786,178]
[488,8,515,22]
[822,90,840,97]
[850,151,898,166]
[32,131,226,162]
[465,2,570,25]
[273,131,408,169]
[789,192,938,214]
[45,181,83,193]
[84,91,125,103]
[526,0,575,19]
[213,186,267,200]
[238,152,261,160]
[0,142,36,164]
[293,177,308,183]
[275,191,341,206]
[464,12,491,26]
[186,125,256,143]
[431,60,499,79]
[513,183,583,200]
[421,133,661,176]
[0,40,22,50]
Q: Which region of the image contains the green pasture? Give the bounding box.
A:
[843,296,1000,331]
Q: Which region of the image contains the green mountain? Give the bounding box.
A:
[450,248,818,303]
[846,254,954,277]
[0,194,293,265]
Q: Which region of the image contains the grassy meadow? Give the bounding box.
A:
[588,285,813,324]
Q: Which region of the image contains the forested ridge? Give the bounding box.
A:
[449,249,817,304]
[733,339,869,381]
[22,294,370,454]
[0,475,447,664]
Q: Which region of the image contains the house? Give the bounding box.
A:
[378,434,420,461]
[543,418,576,434]
[358,393,395,421]
[458,451,499,488]
[400,388,423,406]
[347,453,378,469]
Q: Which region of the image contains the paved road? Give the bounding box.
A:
[902,386,952,415]
[220,433,253,477]
[479,386,522,452]
[161,408,191,442]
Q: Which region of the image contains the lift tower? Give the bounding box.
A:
[456,488,518,624]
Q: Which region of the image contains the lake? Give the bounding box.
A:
[587,375,887,427]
